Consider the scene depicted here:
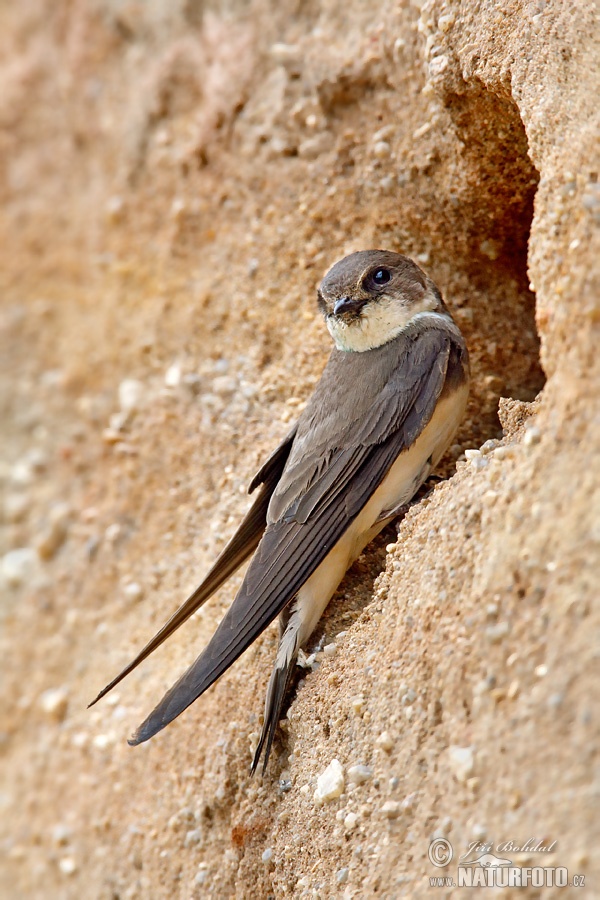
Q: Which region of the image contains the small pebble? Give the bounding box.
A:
[350,695,365,715]
[105,523,121,543]
[507,680,520,699]
[299,133,331,159]
[486,621,510,643]
[92,732,116,750]
[314,759,345,802]
[344,812,359,832]
[118,379,144,414]
[261,848,273,864]
[493,445,514,460]
[58,856,77,875]
[1,548,38,587]
[10,460,34,486]
[373,125,395,142]
[480,439,500,455]
[381,800,402,819]
[523,426,541,446]
[448,745,475,783]
[437,13,455,31]
[372,140,391,158]
[347,765,373,785]
[376,731,394,753]
[184,829,201,847]
[39,687,69,721]
[323,642,336,657]
[123,582,143,601]
[36,502,71,560]
[165,363,182,387]
[270,42,301,65]
[51,824,73,846]
[336,867,349,884]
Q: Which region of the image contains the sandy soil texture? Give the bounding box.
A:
[0,1,598,897]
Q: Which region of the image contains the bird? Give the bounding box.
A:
[90,249,470,774]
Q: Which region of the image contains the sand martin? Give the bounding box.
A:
[91,250,470,773]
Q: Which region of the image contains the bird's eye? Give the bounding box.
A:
[369,268,391,287]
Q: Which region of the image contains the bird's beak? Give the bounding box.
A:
[333,296,365,316]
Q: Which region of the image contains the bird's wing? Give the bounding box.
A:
[129,330,456,745]
[89,426,297,707]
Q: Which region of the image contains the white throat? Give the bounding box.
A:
[327,291,448,352]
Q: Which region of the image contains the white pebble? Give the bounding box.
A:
[347,765,373,785]
[71,732,88,749]
[184,829,201,847]
[437,13,455,31]
[523,426,541,446]
[58,856,77,875]
[464,448,481,460]
[350,695,365,715]
[428,55,449,78]
[93,732,116,750]
[123,582,143,601]
[298,133,331,159]
[118,379,144,414]
[1,548,38,587]
[323,642,336,657]
[270,42,301,65]
[381,800,402,819]
[344,812,359,832]
[39,687,69,721]
[413,122,433,140]
[376,731,394,753]
[373,125,395,142]
[486,621,510,643]
[10,460,35,486]
[448,745,475,783]
[104,523,121,543]
[372,140,391,158]
[315,759,345,802]
[493,445,514,460]
[261,848,273,864]
[336,867,349,884]
[165,363,182,387]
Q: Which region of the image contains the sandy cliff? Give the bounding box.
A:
[0,1,598,896]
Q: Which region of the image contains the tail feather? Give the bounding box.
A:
[251,618,301,775]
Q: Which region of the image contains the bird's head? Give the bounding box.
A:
[317,250,448,352]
